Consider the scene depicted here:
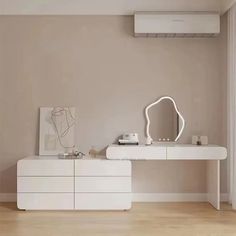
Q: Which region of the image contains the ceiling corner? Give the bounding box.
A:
[221,0,236,14]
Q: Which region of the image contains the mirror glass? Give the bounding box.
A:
[145,96,185,143]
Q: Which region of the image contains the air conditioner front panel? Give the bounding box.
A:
[134,12,220,37]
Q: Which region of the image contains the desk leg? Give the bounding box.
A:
[207,160,220,210]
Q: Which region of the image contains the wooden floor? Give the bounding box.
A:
[0,203,236,236]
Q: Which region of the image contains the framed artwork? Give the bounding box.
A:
[39,107,76,155]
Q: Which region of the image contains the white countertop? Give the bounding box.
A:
[21,155,107,160]
[109,143,220,147]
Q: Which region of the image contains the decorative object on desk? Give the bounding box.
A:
[39,107,76,155]
[192,135,208,146]
[89,146,99,157]
[158,138,171,142]
[192,135,200,145]
[145,96,185,145]
[118,133,139,145]
[200,136,208,145]
[58,150,85,159]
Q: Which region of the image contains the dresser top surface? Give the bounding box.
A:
[20,155,107,161]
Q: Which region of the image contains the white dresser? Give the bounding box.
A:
[17,156,131,210]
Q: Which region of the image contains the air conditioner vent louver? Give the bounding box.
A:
[134,12,220,38]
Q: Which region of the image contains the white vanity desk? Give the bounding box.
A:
[106,144,227,210]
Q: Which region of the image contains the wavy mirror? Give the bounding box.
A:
[145,96,185,145]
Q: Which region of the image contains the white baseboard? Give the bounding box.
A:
[0,193,16,202]
[132,193,229,202]
[0,193,229,203]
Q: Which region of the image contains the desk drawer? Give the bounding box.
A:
[167,146,227,160]
[106,145,167,160]
[75,177,131,193]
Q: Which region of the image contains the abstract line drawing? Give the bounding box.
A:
[39,107,76,155]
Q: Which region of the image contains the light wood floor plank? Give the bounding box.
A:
[0,203,235,236]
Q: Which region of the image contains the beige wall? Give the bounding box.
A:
[0,15,227,194]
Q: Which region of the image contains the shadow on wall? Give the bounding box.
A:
[91,136,120,156]
[35,109,40,155]
[122,16,134,37]
[0,164,17,193]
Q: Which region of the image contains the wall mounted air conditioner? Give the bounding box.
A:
[134,12,220,38]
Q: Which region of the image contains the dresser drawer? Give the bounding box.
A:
[75,193,131,210]
[18,177,74,193]
[75,177,131,193]
[75,160,131,176]
[17,160,74,176]
[17,193,74,210]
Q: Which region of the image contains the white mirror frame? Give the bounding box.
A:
[145,96,185,145]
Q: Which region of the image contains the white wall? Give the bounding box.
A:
[0,0,224,15]
[0,15,227,195]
